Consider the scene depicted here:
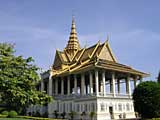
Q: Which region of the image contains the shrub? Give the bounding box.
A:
[0,114,7,118]
[53,110,59,118]
[69,111,77,120]
[1,110,9,115]
[0,107,6,113]
[133,81,160,118]
[61,112,66,119]
[89,111,96,120]
[8,110,18,118]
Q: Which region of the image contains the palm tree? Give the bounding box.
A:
[89,111,96,120]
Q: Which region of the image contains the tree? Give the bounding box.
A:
[158,71,160,83]
[89,111,96,120]
[0,43,52,114]
[133,81,160,118]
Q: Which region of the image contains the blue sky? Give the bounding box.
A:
[0,0,159,81]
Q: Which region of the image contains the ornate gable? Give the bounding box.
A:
[98,41,117,62]
[52,50,63,70]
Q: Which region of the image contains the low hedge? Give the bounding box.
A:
[0,114,7,118]
[8,110,17,118]
[1,111,8,116]
[17,116,67,120]
[145,118,160,120]
[0,115,67,120]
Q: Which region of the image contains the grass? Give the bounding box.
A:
[0,118,30,120]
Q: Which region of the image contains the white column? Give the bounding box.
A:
[55,78,58,95]
[61,78,64,95]
[89,71,93,94]
[81,73,85,95]
[67,76,70,95]
[74,75,77,94]
[102,70,106,96]
[95,70,99,96]
[48,75,53,96]
[111,72,116,97]
[41,80,44,92]
[126,75,131,96]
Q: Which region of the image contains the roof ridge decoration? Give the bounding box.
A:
[52,50,63,70]
[70,49,79,62]
[90,40,100,59]
[56,49,64,62]
[76,48,86,62]
[65,16,81,59]
[105,40,117,62]
[64,49,72,62]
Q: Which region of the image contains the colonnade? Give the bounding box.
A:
[40,70,141,97]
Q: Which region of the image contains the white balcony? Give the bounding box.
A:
[53,92,132,100]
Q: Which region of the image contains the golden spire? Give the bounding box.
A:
[65,16,80,58]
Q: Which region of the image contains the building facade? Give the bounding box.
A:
[34,18,148,120]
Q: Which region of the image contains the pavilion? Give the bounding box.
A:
[34,17,149,120]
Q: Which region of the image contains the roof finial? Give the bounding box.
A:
[71,15,76,33]
[65,16,81,58]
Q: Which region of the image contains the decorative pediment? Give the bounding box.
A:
[98,41,117,62]
[52,50,63,70]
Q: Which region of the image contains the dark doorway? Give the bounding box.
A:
[109,106,114,119]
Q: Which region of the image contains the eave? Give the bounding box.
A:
[52,58,149,78]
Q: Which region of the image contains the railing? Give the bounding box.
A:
[53,93,132,99]
[115,93,132,98]
[99,92,131,98]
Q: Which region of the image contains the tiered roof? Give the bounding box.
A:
[65,16,80,59]
[52,18,149,78]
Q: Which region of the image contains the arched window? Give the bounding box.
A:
[126,103,130,111]
[70,102,72,111]
[100,103,105,111]
[131,104,133,110]
[91,103,95,112]
[106,104,108,111]
[63,103,65,112]
[81,104,83,112]
[77,104,80,112]
[118,104,122,111]
[123,104,125,110]
[115,104,117,110]
[85,104,88,112]
[57,101,59,111]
